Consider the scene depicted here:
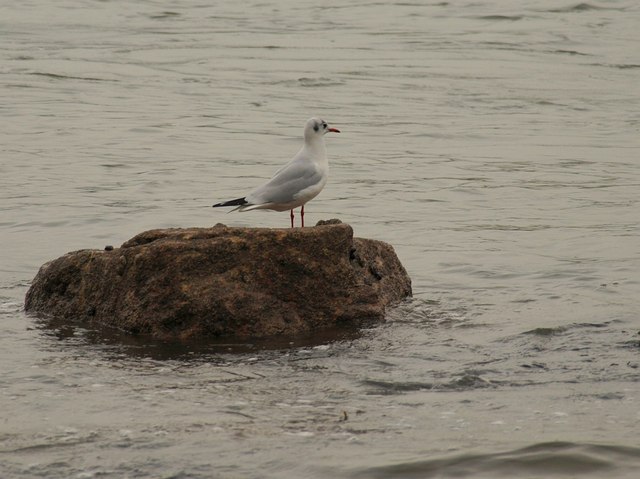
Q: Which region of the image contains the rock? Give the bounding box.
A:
[24,221,412,340]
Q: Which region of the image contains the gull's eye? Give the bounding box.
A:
[322,122,327,129]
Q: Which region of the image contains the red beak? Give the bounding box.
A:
[328,127,340,133]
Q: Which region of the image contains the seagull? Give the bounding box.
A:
[212,117,340,228]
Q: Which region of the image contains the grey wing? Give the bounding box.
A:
[247,160,322,205]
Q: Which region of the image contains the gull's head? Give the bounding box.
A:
[304,117,340,142]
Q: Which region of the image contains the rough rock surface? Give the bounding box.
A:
[25,221,412,340]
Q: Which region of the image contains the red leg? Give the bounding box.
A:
[301,205,305,228]
[290,209,294,228]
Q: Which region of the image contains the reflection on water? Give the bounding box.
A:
[34,314,366,359]
[1,0,639,477]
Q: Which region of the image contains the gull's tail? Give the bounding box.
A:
[212,197,248,208]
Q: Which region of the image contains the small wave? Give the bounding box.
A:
[523,326,569,336]
[594,63,640,70]
[27,72,117,82]
[362,372,497,394]
[353,442,640,478]
[444,373,497,390]
[297,77,344,88]
[523,321,614,337]
[385,298,462,325]
[473,15,523,21]
[270,77,345,88]
[552,49,591,56]
[149,11,180,19]
[362,379,434,394]
[546,3,622,13]
[613,64,640,69]
[0,299,24,315]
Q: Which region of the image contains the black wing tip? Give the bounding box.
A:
[212,197,248,208]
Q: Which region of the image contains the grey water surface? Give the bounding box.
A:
[1,1,639,478]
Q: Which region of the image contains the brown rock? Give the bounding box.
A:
[24,221,412,340]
